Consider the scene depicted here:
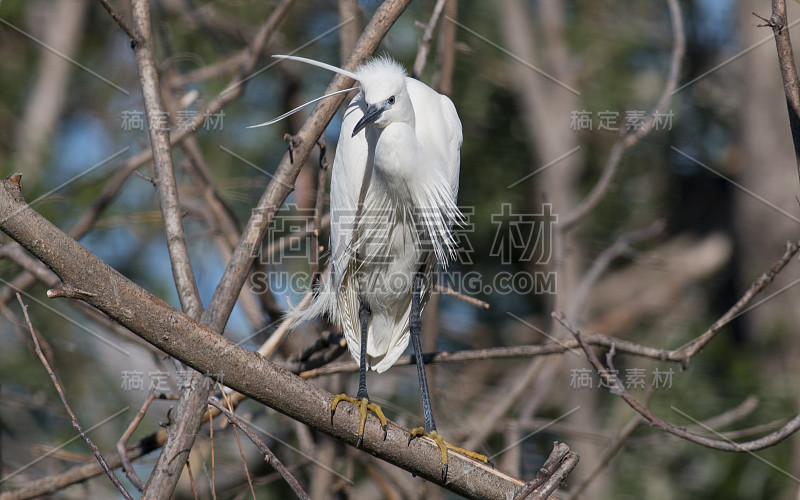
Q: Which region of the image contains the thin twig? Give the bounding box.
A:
[672,239,800,360]
[435,284,490,309]
[297,327,685,379]
[412,0,448,78]
[208,397,310,499]
[210,409,217,500]
[555,312,800,452]
[186,458,199,499]
[116,386,157,491]
[219,386,257,500]
[97,0,140,45]
[259,286,318,358]
[16,294,134,500]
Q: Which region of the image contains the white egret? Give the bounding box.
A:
[256,54,487,478]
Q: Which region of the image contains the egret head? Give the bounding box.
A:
[352,57,412,137]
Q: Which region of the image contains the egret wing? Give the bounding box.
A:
[405,79,464,264]
[406,79,462,201]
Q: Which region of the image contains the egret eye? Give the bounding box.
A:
[388,96,395,105]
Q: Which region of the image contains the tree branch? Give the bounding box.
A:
[412,0,447,78]
[98,0,140,45]
[513,442,579,500]
[1,141,518,500]
[0,430,166,500]
[208,397,309,499]
[554,313,800,452]
[756,0,800,185]
[16,294,133,500]
[131,0,202,318]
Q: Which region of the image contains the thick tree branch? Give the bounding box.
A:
[1,146,518,500]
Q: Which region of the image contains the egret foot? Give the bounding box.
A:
[331,394,388,447]
[408,427,490,480]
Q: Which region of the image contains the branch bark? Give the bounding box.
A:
[0,175,522,498]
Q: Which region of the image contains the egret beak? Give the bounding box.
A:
[352,104,384,137]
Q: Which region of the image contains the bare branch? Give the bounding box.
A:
[432,0,457,95]
[412,0,448,78]
[756,0,800,184]
[97,0,140,44]
[672,239,800,360]
[530,451,579,500]
[554,313,800,452]
[208,397,310,500]
[513,442,579,500]
[16,294,133,500]
[116,387,157,491]
[131,0,202,317]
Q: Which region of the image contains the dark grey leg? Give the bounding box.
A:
[330,298,387,447]
[410,271,436,433]
[356,300,371,402]
[407,271,490,480]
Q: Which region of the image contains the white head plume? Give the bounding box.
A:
[247,55,361,129]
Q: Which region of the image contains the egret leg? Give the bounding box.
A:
[331,300,388,447]
[407,271,490,480]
